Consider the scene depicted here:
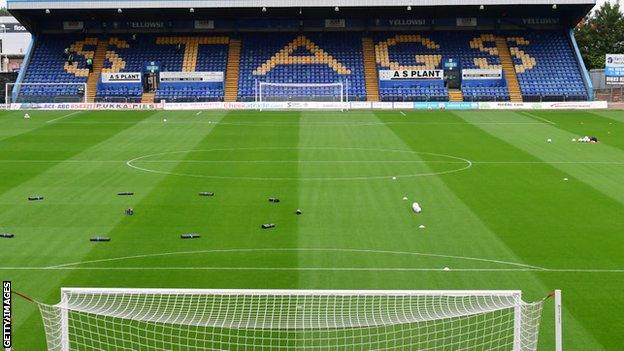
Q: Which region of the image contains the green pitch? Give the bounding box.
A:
[1,109,623,350]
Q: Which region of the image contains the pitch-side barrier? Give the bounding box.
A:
[6,100,609,111]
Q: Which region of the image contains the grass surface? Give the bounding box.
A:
[0,109,623,350]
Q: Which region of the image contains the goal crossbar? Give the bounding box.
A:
[60,288,524,296]
[256,80,346,103]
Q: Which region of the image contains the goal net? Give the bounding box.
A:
[37,288,550,351]
[256,81,345,102]
[5,82,87,105]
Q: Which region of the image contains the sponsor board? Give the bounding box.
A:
[8,101,608,111]
[605,54,624,82]
[371,102,395,109]
[325,19,346,28]
[478,102,538,110]
[194,20,215,29]
[349,102,373,109]
[101,72,142,84]
[462,69,502,80]
[478,101,608,110]
[376,19,430,27]
[282,101,348,110]
[541,101,608,109]
[520,17,560,25]
[414,102,479,110]
[606,76,624,85]
[0,23,27,33]
[160,71,224,83]
[63,21,84,30]
[10,103,161,110]
[164,102,225,110]
[127,21,168,29]
[379,70,444,81]
[393,102,414,109]
[456,17,477,27]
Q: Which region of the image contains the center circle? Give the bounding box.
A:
[126,147,472,180]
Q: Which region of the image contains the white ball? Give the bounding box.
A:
[418,225,426,229]
[163,118,167,122]
[443,267,450,271]
[547,138,552,143]
[572,139,576,142]
[563,178,568,181]
[392,176,397,180]
[402,197,408,200]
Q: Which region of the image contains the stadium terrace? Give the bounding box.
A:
[5,0,597,108]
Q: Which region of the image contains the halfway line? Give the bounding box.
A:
[522,112,557,125]
[46,111,83,124]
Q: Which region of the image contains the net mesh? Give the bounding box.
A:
[38,289,545,351]
[6,83,87,104]
[257,82,344,102]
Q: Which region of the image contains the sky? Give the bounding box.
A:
[596,0,622,9]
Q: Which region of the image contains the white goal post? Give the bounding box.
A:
[36,288,561,351]
[5,82,88,105]
[256,81,347,103]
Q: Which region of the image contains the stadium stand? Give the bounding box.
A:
[11,15,591,104]
[511,32,588,101]
[17,35,89,103]
[238,33,367,101]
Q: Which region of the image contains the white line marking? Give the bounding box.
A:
[125,147,473,181]
[49,121,547,126]
[46,111,82,124]
[196,111,202,115]
[0,159,622,166]
[399,111,406,116]
[1,267,623,273]
[45,248,544,270]
[522,112,557,125]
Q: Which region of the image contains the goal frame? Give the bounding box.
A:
[5,82,88,106]
[54,288,562,351]
[255,81,347,103]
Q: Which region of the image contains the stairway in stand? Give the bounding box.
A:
[224,39,241,102]
[495,37,523,103]
[86,39,108,103]
[448,89,464,102]
[361,37,380,102]
[141,92,155,103]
